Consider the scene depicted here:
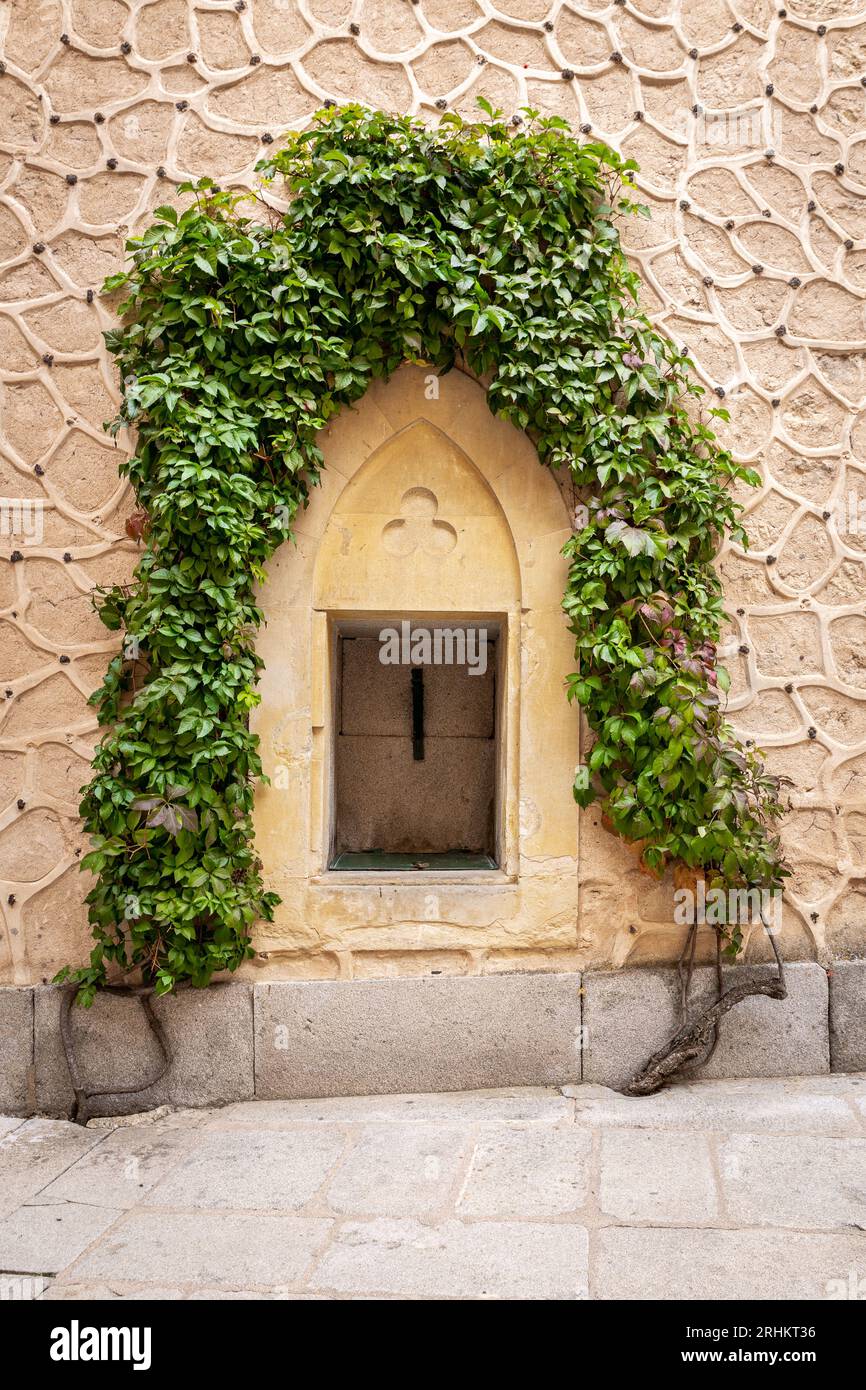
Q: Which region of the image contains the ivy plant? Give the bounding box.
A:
[57,103,787,1005]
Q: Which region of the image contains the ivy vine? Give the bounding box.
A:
[58,103,788,1006]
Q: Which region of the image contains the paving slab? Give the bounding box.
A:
[565,1077,863,1136]
[211,1088,573,1128]
[84,1106,212,1133]
[311,1218,589,1299]
[600,1129,718,1223]
[457,1127,592,1218]
[67,1210,333,1288]
[595,1227,866,1301]
[254,974,583,1098]
[0,1118,102,1219]
[719,1132,866,1231]
[0,1202,121,1274]
[35,1126,197,1210]
[324,1124,469,1218]
[785,1074,866,1096]
[143,1128,348,1211]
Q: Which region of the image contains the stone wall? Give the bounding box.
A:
[1,0,865,986]
[7,961,864,1117]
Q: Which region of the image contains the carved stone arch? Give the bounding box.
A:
[251,366,579,977]
[313,418,520,612]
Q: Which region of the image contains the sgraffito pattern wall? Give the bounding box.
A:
[1,0,865,985]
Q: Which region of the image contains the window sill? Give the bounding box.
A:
[311,869,516,888]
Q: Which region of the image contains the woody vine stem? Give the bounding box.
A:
[56,105,790,1094]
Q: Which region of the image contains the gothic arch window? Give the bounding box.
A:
[253,367,578,964]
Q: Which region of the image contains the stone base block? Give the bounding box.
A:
[253,974,584,1099]
[34,983,254,1118]
[582,962,829,1091]
[0,959,857,1118]
[829,960,866,1072]
[0,987,34,1115]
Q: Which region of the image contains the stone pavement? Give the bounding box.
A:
[1,1075,864,1301]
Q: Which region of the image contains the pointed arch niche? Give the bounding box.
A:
[251,366,580,976]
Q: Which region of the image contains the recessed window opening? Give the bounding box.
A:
[330,618,501,871]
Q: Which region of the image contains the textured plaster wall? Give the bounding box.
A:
[1,0,865,986]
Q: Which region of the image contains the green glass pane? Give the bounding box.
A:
[330,850,498,871]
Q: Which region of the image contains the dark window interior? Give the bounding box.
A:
[331,625,498,870]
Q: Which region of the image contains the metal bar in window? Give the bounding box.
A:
[411,666,424,760]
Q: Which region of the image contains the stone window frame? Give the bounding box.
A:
[252,365,579,961]
[319,610,514,882]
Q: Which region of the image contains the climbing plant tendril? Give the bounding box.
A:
[57,104,788,1013]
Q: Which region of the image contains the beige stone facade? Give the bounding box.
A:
[1,0,865,986]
